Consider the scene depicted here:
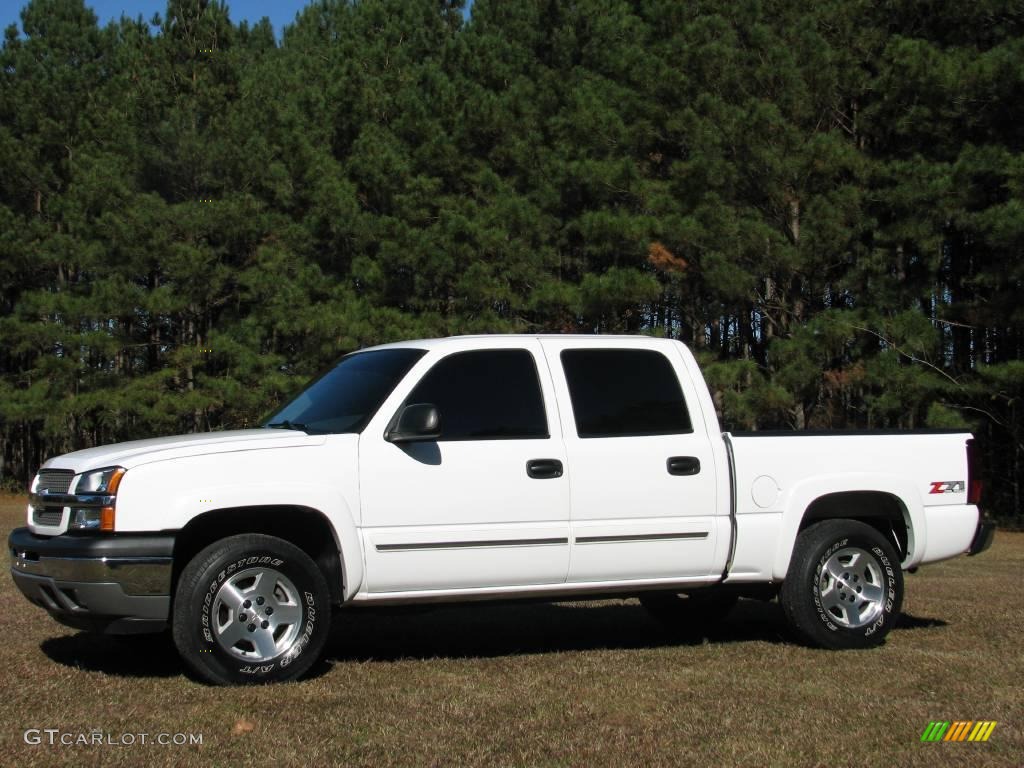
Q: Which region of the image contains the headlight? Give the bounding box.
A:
[69,467,125,531]
[75,467,125,495]
[70,507,111,531]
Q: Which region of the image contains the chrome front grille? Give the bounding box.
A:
[32,507,64,526]
[35,469,74,495]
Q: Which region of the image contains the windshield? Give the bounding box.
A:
[262,348,426,434]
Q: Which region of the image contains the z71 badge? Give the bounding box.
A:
[929,480,965,494]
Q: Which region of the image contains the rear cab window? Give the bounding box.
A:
[560,348,693,438]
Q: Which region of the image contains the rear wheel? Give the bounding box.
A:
[172,533,330,685]
[780,519,903,649]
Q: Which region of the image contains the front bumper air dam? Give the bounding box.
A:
[9,527,175,635]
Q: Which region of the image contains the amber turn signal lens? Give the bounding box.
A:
[100,506,116,532]
[106,468,126,495]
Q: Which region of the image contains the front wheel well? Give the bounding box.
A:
[171,506,343,606]
[799,491,911,561]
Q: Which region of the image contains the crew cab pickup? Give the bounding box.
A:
[10,335,994,684]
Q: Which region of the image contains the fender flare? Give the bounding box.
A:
[771,473,926,581]
[124,481,365,601]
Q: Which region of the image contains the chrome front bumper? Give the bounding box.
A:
[9,527,175,634]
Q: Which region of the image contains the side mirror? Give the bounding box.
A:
[387,403,441,443]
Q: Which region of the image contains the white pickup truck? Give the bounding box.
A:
[10,335,993,684]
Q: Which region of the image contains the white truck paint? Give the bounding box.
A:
[11,334,993,684]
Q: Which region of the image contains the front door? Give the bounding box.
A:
[359,341,570,594]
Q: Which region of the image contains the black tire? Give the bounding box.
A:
[780,519,903,650]
[640,589,738,633]
[172,534,330,685]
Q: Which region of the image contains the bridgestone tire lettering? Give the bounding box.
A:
[172,534,330,685]
[780,519,904,650]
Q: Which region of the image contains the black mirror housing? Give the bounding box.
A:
[387,403,441,443]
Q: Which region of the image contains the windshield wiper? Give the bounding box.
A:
[265,420,309,431]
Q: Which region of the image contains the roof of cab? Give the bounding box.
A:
[359,334,682,352]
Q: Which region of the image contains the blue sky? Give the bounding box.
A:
[2,1,306,36]
[2,1,472,38]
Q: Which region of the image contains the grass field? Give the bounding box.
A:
[1,493,1020,767]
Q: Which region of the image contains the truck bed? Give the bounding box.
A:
[724,430,978,582]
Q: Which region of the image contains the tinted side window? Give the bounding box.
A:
[404,350,548,440]
[561,349,692,438]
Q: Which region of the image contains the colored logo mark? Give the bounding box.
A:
[921,721,997,742]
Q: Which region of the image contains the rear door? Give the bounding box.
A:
[540,339,721,582]
[359,340,570,594]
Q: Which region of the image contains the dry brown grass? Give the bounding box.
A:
[1,492,1020,767]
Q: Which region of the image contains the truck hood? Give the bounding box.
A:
[41,429,329,472]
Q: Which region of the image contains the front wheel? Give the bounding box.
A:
[780,519,903,649]
[172,534,330,685]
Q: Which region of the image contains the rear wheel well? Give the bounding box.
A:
[171,506,343,606]
[799,491,910,561]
